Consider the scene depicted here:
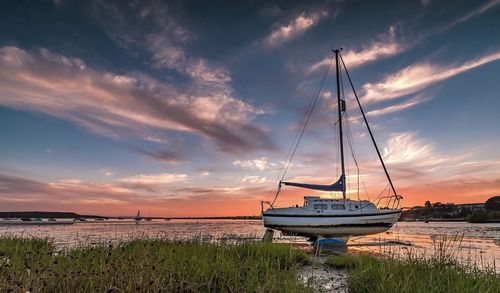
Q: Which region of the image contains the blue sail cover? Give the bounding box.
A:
[282,175,345,192]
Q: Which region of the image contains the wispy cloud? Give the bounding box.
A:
[232,157,277,171]
[0,172,264,216]
[241,175,267,184]
[118,173,187,185]
[86,1,279,154]
[341,132,500,204]
[420,0,432,7]
[342,42,402,68]
[437,0,500,33]
[173,185,268,201]
[308,0,499,74]
[0,174,136,207]
[0,46,276,153]
[135,149,185,163]
[0,171,184,203]
[383,134,500,203]
[361,51,500,104]
[265,10,328,47]
[383,132,440,166]
[308,26,403,73]
[99,169,115,177]
[366,94,433,117]
[378,132,500,185]
[94,1,239,99]
[117,173,187,192]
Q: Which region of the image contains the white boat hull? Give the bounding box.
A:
[262,210,400,237]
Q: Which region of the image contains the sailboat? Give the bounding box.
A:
[261,49,402,243]
[134,209,141,223]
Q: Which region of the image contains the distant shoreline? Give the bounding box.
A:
[4,211,500,223]
[0,211,262,220]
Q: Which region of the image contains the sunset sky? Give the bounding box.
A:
[1,0,499,217]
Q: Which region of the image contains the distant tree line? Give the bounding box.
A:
[485,196,500,211]
[401,196,500,223]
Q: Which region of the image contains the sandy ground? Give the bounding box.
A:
[299,256,348,292]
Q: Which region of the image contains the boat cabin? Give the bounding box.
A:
[303,196,377,211]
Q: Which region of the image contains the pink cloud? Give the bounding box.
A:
[361,51,500,104]
[265,10,328,47]
[0,46,276,153]
[308,26,403,73]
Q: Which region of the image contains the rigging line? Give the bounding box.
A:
[355,150,370,201]
[340,69,361,202]
[372,182,390,207]
[330,111,340,184]
[345,111,360,201]
[266,93,316,201]
[265,117,302,201]
[346,112,372,209]
[339,53,399,200]
[278,54,334,182]
[349,123,360,200]
[271,53,335,205]
[342,87,378,207]
[266,59,333,203]
[378,183,389,198]
[359,171,370,201]
[338,61,350,199]
[329,114,339,200]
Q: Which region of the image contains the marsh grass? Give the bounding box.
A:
[342,255,500,293]
[0,236,312,292]
[327,235,500,293]
[324,254,358,269]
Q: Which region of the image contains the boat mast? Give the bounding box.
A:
[334,49,346,199]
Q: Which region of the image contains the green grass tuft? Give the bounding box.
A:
[336,254,499,293]
[325,254,358,269]
[0,237,311,292]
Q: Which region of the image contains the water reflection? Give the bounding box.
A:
[349,222,500,271]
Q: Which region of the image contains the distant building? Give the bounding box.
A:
[410,206,424,210]
[456,203,485,212]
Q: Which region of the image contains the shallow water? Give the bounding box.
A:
[1,220,498,270]
[352,222,500,271]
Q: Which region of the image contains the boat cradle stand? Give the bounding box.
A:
[262,229,274,243]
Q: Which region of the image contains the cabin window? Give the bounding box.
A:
[313,204,328,210]
[331,204,345,210]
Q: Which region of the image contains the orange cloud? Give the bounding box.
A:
[0,172,271,217]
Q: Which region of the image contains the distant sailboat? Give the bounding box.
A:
[261,49,402,243]
[134,210,141,223]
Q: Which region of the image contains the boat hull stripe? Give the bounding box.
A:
[265,222,392,229]
[262,211,400,218]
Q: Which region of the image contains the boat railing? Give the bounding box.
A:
[376,195,402,209]
[260,201,274,212]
